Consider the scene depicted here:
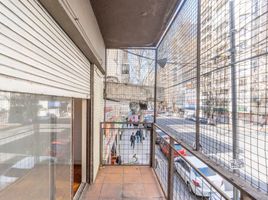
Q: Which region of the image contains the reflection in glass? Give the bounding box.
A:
[0,92,72,199]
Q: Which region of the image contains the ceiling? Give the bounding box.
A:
[90,0,181,48]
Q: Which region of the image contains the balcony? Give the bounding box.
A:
[93,122,234,200]
[1,0,268,199]
[81,166,165,200]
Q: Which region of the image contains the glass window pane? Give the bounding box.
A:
[0,92,72,199]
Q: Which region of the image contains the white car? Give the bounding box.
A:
[174,156,223,197]
[209,180,234,200]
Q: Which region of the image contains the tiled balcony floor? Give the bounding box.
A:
[81,166,166,200]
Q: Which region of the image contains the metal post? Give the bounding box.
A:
[229,0,239,199]
[154,49,158,123]
[167,138,174,200]
[104,49,107,122]
[86,99,91,183]
[195,0,201,151]
[49,114,56,200]
[100,125,104,166]
[240,191,252,200]
[150,126,156,168]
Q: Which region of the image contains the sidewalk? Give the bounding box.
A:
[118,128,150,165]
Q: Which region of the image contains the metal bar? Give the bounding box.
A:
[152,168,168,199]
[156,0,186,48]
[49,114,56,200]
[195,0,201,151]
[100,128,151,130]
[200,50,268,77]
[154,49,158,123]
[167,137,174,200]
[229,1,239,199]
[103,49,107,122]
[86,99,91,183]
[229,0,238,162]
[100,125,103,166]
[157,132,230,199]
[150,127,155,168]
[106,47,157,50]
[154,123,267,200]
[101,122,154,124]
[102,164,150,167]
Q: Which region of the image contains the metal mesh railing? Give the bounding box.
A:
[104,0,268,198]
[156,0,198,148]
[105,49,155,123]
[100,122,152,165]
[156,0,268,196]
[153,124,234,200]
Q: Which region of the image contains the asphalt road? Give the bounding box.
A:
[156,117,234,154]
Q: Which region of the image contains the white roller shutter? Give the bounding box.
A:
[93,65,104,180]
[0,0,91,98]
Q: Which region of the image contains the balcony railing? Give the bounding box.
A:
[100,122,239,200]
[100,122,153,166]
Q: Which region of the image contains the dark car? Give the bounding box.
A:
[144,115,154,128]
[199,117,208,124]
[155,130,167,144]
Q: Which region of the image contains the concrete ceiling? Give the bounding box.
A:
[90,0,181,48]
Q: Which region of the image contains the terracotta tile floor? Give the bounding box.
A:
[81,166,166,200]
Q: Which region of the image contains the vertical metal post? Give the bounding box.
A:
[49,114,56,200]
[150,125,156,168]
[229,0,239,199]
[167,138,174,200]
[100,124,103,166]
[154,49,158,123]
[86,99,91,183]
[104,49,107,122]
[195,0,201,151]
[240,191,252,200]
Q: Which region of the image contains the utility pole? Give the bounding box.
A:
[195,0,201,151]
[229,0,240,199]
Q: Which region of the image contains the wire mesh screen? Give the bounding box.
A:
[234,0,268,192]
[156,0,268,195]
[200,0,268,194]
[200,0,233,172]
[156,0,198,148]
[105,49,155,122]
[101,123,151,165]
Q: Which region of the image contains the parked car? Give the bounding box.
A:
[199,117,208,124]
[185,114,196,121]
[174,156,223,197]
[155,130,168,144]
[160,138,186,157]
[209,180,233,200]
[185,115,208,124]
[144,115,154,128]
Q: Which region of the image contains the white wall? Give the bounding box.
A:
[93,66,104,180]
[60,0,105,68]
